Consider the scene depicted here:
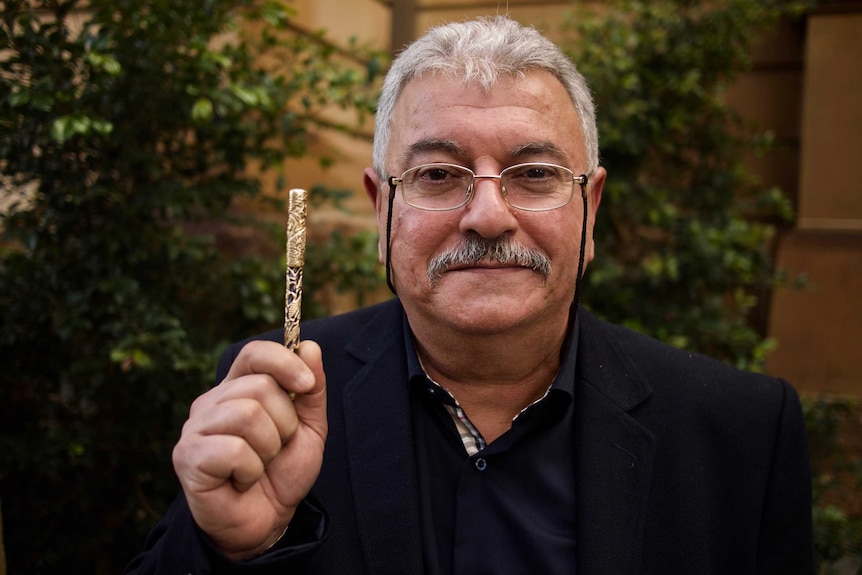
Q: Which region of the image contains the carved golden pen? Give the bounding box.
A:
[285,189,308,397]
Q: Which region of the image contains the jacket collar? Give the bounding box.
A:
[574,308,656,574]
[341,300,425,575]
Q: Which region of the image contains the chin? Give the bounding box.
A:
[437,302,540,334]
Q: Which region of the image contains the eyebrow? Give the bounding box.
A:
[508,142,571,164]
[398,139,571,168]
[400,139,467,167]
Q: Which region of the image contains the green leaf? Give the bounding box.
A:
[50,116,71,143]
[84,51,122,76]
[191,97,214,123]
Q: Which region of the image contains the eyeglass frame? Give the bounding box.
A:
[387,162,589,212]
[381,161,594,302]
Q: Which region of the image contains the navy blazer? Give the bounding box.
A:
[126,298,814,574]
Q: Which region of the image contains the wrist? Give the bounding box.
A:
[245,523,290,560]
[221,522,290,562]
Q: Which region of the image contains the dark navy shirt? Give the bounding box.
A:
[405,322,579,575]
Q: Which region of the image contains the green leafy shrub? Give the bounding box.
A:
[805,397,862,573]
[0,1,382,572]
[562,0,811,371]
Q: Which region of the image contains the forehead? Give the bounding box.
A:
[387,70,586,170]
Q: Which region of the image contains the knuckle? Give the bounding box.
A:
[189,394,209,415]
[234,397,267,421]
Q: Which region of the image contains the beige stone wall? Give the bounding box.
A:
[768,231,862,394]
[766,12,862,394]
[277,0,389,228]
[726,19,805,211]
[797,13,862,230]
[414,4,572,40]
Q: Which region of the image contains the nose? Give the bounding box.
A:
[458,176,518,239]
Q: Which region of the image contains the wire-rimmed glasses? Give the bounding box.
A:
[388,162,588,212]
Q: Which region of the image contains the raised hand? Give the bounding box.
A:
[171,340,327,560]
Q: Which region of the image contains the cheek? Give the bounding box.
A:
[526,214,583,272]
[390,211,455,269]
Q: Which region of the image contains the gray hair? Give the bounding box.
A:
[373,16,599,179]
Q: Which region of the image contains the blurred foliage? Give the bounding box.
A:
[563,1,860,571]
[0,0,384,572]
[562,0,813,372]
[305,184,384,318]
[805,396,862,574]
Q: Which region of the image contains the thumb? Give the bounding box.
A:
[293,340,327,436]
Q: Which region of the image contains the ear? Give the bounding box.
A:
[584,166,605,264]
[363,166,387,265]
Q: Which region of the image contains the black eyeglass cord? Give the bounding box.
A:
[385,180,398,295]
[566,191,588,344]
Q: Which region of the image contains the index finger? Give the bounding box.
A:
[224,340,317,397]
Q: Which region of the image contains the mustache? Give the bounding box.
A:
[427,235,552,285]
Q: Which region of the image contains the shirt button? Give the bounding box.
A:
[474,458,487,471]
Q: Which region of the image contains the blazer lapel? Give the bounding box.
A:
[575,310,656,575]
[340,302,425,575]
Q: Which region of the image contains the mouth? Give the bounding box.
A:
[430,255,550,286]
[445,260,527,272]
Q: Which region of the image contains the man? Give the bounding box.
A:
[126,16,814,574]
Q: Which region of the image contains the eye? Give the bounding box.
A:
[413,165,464,182]
[505,163,570,184]
[422,167,452,181]
[521,165,561,180]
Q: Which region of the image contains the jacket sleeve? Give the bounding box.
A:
[124,494,329,574]
[757,379,815,574]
